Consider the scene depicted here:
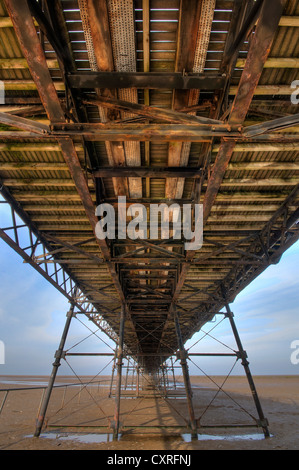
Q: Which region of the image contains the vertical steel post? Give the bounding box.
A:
[34,294,76,437]
[131,362,135,391]
[113,304,126,439]
[174,308,197,438]
[125,358,129,390]
[109,352,117,398]
[225,303,270,438]
[161,363,167,396]
[171,356,177,390]
[136,366,140,397]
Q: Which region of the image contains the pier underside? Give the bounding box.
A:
[0,0,298,439]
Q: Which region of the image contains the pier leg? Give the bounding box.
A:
[113,304,126,439]
[109,352,117,398]
[174,308,197,438]
[225,303,270,438]
[34,295,76,437]
[171,356,177,390]
[136,366,140,397]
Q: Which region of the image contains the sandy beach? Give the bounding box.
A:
[0,375,298,451]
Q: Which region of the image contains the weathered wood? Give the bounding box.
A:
[236,57,299,68]
[279,16,299,26]
[92,166,203,178]
[229,85,294,96]
[0,162,68,171]
[0,142,83,152]
[0,58,59,69]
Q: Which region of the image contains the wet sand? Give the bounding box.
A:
[0,375,298,450]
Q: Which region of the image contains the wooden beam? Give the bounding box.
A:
[229,85,295,95]
[92,166,203,178]
[23,204,86,211]
[0,162,68,171]
[218,178,298,187]
[0,143,83,152]
[3,178,91,187]
[279,16,299,26]
[0,58,59,69]
[227,162,299,171]
[236,57,299,68]
[212,143,299,152]
[211,204,295,212]
[11,190,291,203]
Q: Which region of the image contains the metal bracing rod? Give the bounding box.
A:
[114,304,126,439]
[34,289,77,437]
[224,302,270,438]
[173,307,197,437]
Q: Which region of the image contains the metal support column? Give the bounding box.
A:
[225,303,270,438]
[171,356,177,389]
[113,304,126,439]
[136,366,140,397]
[173,308,197,438]
[34,291,77,437]
[108,351,117,398]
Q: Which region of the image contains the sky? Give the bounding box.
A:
[0,198,299,378]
